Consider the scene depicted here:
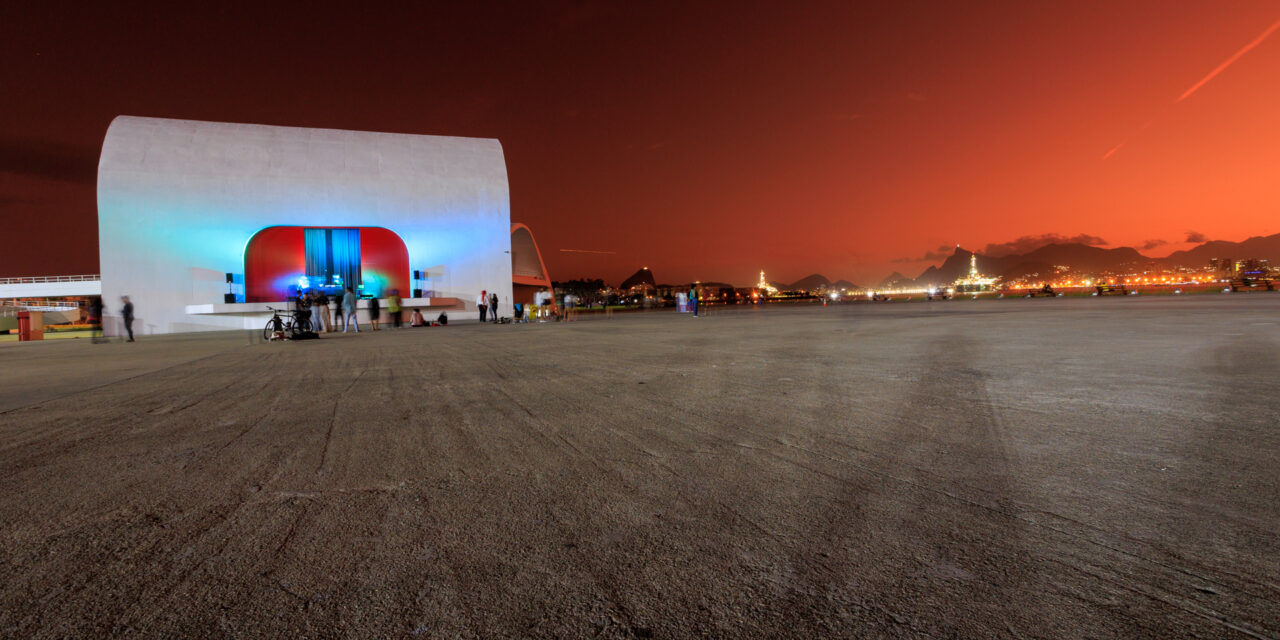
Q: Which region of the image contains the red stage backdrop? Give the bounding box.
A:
[244,226,409,302]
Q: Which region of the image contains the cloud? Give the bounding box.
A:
[0,136,98,184]
[1185,230,1208,243]
[892,245,952,263]
[981,234,1107,257]
[1141,239,1169,250]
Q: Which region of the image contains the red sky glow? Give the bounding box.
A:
[2,2,1278,286]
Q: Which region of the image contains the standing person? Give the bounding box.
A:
[388,289,402,328]
[689,285,699,318]
[89,296,104,343]
[367,294,381,331]
[120,296,135,341]
[342,287,360,332]
[315,290,331,332]
[309,291,325,335]
[489,291,499,323]
[477,290,488,323]
[538,290,552,321]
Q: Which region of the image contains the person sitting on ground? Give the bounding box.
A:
[513,302,524,323]
[410,309,425,327]
[437,311,448,326]
[294,289,311,328]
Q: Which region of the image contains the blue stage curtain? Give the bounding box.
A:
[304,228,330,280]
[331,228,361,291]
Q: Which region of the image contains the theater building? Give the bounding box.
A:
[97,116,538,335]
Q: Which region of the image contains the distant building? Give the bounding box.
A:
[756,270,779,296]
[620,267,657,295]
[953,254,998,293]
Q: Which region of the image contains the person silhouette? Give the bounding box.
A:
[120,296,135,341]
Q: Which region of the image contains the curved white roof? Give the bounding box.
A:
[97,116,512,334]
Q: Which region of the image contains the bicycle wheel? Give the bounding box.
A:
[263,319,276,341]
[293,316,312,335]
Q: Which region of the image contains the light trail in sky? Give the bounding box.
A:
[1178,18,1280,102]
[1104,17,1279,160]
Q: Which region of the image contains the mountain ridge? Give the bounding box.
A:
[905,233,1280,286]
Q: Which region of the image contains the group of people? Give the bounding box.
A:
[478,289,566,324]
[295,288,447,334]
[475,290,501,322]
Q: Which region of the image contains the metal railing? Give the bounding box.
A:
[0,298,83,311]
[0,274,101,284]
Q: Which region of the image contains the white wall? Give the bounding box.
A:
[97,116,512,335]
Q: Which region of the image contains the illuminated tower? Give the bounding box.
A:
[954,252,997,293]
[757,270,778,295]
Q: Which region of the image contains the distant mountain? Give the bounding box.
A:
[910,244,1152,286]
[894,233,1280,288]
[1160,233,1280,266]
[789,274,832,291]
[999,260,1055,281]
[619,267,655,289]
[1017,244,1145,273]
[878,271,910,289]
[784,274,859,292]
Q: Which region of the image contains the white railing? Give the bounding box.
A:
[0,298,83,311]
[0,274,101,284]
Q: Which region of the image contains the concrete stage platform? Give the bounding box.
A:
[1,296,1277,638]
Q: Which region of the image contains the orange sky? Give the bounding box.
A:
[2,3,1278,286]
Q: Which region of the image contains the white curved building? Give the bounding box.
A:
[97,116,513,334]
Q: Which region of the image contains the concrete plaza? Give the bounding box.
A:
[1,296,1277,638]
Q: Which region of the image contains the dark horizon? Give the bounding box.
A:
[2,3,1278,285]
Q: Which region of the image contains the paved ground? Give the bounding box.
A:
[1,296,1277,639]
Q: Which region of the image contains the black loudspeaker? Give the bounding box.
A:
[226,272,234,283]
[413,270,421,279]
[412,288,423,298]
[224,293,237,303]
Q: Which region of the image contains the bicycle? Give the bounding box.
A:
[263,306,312,341]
